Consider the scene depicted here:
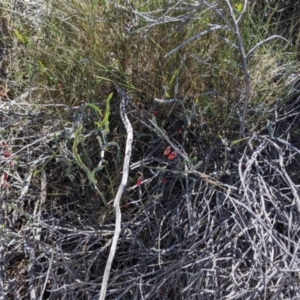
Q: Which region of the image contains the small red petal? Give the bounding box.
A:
[168,151,177,160]
[159,288,165,295]
[3,173,9,181]
[162,178,168,185]
[137,177,143,186]
[3,150,11,158]
[1,181,10,188]
[2,141,7,147]
[163,146,172,156]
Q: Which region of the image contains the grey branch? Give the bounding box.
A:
[99,85,133,300]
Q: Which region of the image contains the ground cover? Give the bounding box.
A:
[1,1,300,299]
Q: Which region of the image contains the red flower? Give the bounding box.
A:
[162,178,168,185]
[152,110,159,117]
[163,146,172,156]
[3,150,11,158]
[168,151,177,160]
[136,177,143,186]
[1,181,10,188]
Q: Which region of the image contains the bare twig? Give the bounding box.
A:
[164,24,228,58]
[99,85,133,300]
[222,0,250,141]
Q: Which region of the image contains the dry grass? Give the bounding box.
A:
[1,0,300,299]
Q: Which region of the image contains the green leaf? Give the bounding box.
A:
[230,137,249,148]
[235,3,243,13]
[168,68,179,86]
[72,125,107,207]
[86,102,103,118]
[14,29,28,45]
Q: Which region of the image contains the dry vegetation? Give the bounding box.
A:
[1,0,300,299]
